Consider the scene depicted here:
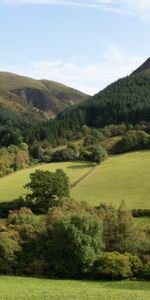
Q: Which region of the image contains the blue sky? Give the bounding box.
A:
[0,0,150,94]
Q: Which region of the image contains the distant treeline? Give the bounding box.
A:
[0,200,150,280]
[2,73,150,149]
[0,169,150,280]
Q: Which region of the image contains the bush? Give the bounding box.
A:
[7,208,34,225]
[90,146,108,164]
[83,135,98,147]
[113,130,150,154]
[0,233,21,274]
[92,252,142,280]
[45,213,104,278]
[132,209,150,217]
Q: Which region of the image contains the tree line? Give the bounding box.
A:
[0,169,149,280]
[2,73,150,150]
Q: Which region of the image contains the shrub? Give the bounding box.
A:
[0,234,21,274]
[7,208,34,225]
[45,213,104,278]
[90,146,108,164]
[92,252,133,280]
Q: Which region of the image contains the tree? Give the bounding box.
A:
[84,135,98,147]
[91,146,108,164]
[0,232,21,274]
[25,169,70,207]
[98,201,149,255]
[7,207,35,226]
[115,200,149,254]
[92,252,141,280]
[45,213,104,278]
[114,130,150,154]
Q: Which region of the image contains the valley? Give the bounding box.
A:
[1,2,150,297]
[1,61,150,289]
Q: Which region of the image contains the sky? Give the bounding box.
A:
[0,0,150,95]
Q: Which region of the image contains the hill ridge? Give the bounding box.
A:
[0,71,89,117]
[132,57,150,75]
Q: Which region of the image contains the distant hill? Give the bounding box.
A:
[52,58,150,141]
[132,57,150,75]
[0,72,89,119]
[1,59,150,148]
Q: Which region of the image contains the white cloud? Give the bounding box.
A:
[125,0,150,18]
[0,45,145,95]
[1,0,150,18]
[0,1,136,16]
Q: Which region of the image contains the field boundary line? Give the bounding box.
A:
[70,165,97,189]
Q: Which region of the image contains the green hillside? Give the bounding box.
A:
[0,161,94,202]
[72,151,150,209]
[0,277,150,300]
[1,151,150,209]
[0,72,89,117]
[0,72,45,91]
[43,58,150,146]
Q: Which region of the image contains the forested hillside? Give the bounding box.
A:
[1,59,150,173]
[28,59,150,146]
[56,68,150,132]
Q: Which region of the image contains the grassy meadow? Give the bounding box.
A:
[1,150,150,209]
[134,217,150,227]
[0,277,149,300]
[72,151,150,209]
[0,161,94,202]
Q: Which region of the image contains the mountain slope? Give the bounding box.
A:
[52,58,150,138]
[0,72,89,117]
[132,57,150,75]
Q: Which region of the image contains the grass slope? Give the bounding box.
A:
[0,161,94,202]
[0,72,45,91]
[135,217,150,227]
[1,151,150,209]
[0,277,149,300]
[0,72,89,116]
[72,151,150,209]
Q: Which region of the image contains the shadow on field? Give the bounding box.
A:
[67,164,93,169]
[96,281,150,291]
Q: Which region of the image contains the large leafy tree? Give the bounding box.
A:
[91,146,108,164]
[0,233,21,274]
[45,213,104,278]
[98,201,149,255]
[25,169,70,206]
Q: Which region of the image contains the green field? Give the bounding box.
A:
[1,151,150,209]
[72,151,150,209]
[0,277,149,300]
[134,217,150,227]
[0,161,94,202]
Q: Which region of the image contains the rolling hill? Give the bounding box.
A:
[48,57,150,144]
[132,57,150,75]
[72,151,150,209]
[0,161,94,202]
[0,72,89,118]
[1,151,150,209]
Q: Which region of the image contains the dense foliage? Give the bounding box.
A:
[25,169,70,206]
[0,143,30,177]
[113,130,150,153]
[0,200,149,279]
[2,72,150,152]
[56,74,150,135]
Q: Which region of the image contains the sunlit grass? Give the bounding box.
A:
[0,161,94,202]
[72,151,150,209]
[0,276,150,300]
